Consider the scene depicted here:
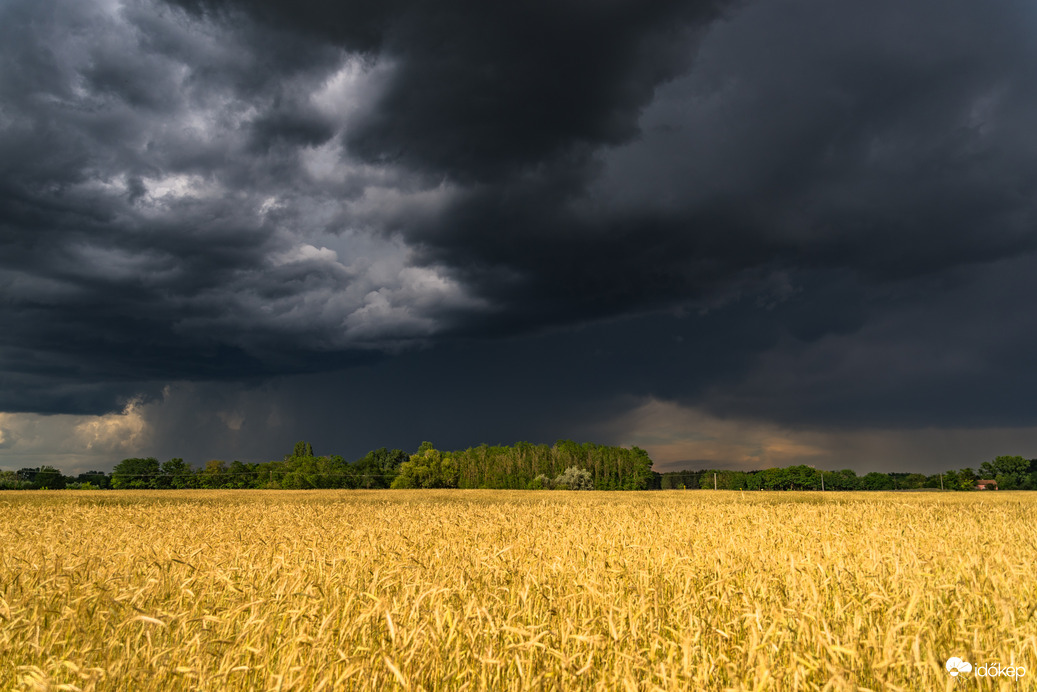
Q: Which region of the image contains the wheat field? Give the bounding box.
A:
[1,490,1034,691]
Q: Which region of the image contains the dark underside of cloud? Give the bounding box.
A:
[1,0,1036,442]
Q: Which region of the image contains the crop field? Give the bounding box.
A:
[1,490,1035,691]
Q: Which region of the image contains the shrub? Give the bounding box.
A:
[554,466,593,490]
[529,474,552,490]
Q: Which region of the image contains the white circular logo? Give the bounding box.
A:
[946,657,973,676]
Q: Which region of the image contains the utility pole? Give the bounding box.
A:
[714,472,717,491]
[821,471,824,492]
[940,474,944,491]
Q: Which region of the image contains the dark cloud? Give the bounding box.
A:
[108,307,781,465]
[704,256,1037,429]
[168,0,725,178]
[1,0,1037,470]
[0,0,451,412]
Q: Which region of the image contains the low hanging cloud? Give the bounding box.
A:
[605,398,1037,474]
[0,399,150,473]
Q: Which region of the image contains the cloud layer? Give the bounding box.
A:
[2,0,1036,471]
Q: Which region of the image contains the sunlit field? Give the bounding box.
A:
[1,490,1034,691]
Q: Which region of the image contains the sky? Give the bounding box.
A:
[2,0,1037,475]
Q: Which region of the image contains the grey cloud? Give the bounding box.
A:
[0,0,483,413]
[166,0,727,179]
[1,0,1037,463]
[699,255,1037,428]
[590,0,1037,279]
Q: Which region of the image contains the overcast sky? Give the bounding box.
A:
[2,0,1037,475]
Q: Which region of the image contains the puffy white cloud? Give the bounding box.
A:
[0,399,151,474]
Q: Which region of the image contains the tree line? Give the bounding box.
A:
[2,444,1034,491]
[0,440,652,490]
[660,455,1037,491]
[392,440,653,490]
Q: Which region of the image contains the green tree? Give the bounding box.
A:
[352,448,407,488]
[111,458,161,489]
[197,460,228,489]
[979,455,1029,490]
[955,467,978,491]
[391,444,459,489]
[661,470,699,489]
[922,473,943,489]
[623,446,656,490]
[827,469,859,490]
[292,441,314,459]
[756,467,790,490]
[529,474,551,490]
[255,460,284,489]
[784,465,820,490]
[76,471,110,489]
[0,470,21,489]
[860,472,894,491]
[227,460,259,489]
[902,473,927,489]
[16,468,38,485]
[35,465,66,489]
[159,458,195,488]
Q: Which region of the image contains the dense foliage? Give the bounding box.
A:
[390,441,655,490]
[0,447,408,491]
[660,456,1037,491]
[0,441,654,490]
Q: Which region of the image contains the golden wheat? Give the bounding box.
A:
[1,490,1034,691]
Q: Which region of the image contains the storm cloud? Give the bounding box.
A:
[1,0,1036,471]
